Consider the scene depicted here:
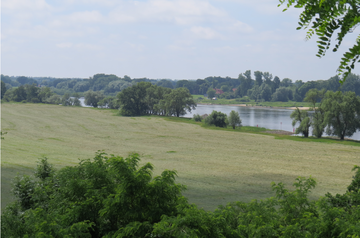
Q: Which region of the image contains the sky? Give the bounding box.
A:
[1,0,359,82]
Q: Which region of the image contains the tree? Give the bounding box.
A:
[263,72,273,85]
[38,87,53,102]
[207,88,216,99]
[279,0,360,81]
[280,78,292,87]
[1,80,7,99]
[61,93,71,106]
[165,87,196,117]
[205,110,228,127]
[156,79,174,89]
[25,84,40,103]
[84,90,104,108]
[98,96,120,109]
[304,89,326,138]
[69,93,81,106]
[248,85,261,101]
[272,87,293,102]
[16,76,37,85]
[273,76,281,92]
[237,71,253,97]
[260,84,272,101]
[117,82,152,116]
[321,91,360,140]
[73,81,90,92]
[2,152,360,237]
[14,85,27,102]
[1,152,186,237]
[291,108,311,137]
[220,85,230,93]
[228,110,242,129]
[254,71,263,86]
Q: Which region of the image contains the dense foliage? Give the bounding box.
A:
[279,0,360,81]
[117,82,196,117]
[2,72,360,107]
[2,153,360,237]
[205,110,228,128]
[291,90,360,140]
[228,110,242,129]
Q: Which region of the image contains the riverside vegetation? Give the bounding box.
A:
[2,71,360,108]
[2,103,360,236]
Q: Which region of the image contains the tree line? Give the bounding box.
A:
[291,90,360,140]
[2,152,360,237]
[1,79,197,117]
[1,82,81,107]
[2,72,360,103]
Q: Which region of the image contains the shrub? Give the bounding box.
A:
[193,114,202,122]
[236,96,250,102]
[205,110,228,127]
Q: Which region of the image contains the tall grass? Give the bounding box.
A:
[2,103,360,210]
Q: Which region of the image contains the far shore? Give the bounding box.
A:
[197,103,312,110]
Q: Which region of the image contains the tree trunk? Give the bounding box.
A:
[304,130,309,138]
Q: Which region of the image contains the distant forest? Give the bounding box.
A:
[1,71,360,103]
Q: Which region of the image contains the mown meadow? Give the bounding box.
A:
[2,103,360,210]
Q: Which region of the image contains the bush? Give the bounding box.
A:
[193,114,202,122]
[235,96,250,102]
[205,110,228,127]
[45,95,61,104]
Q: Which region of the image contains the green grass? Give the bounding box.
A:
[164,116,360,147]
[2,103,360,211]
[272,134,360,147]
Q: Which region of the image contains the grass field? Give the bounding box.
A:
[2,103,360,210]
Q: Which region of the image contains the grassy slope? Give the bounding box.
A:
[2,103,360,210]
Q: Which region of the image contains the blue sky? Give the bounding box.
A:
[2,0,359,81]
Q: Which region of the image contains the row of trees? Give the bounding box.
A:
[2,153,360,237]
[291,90,360,140]
[1,83,81,106]
[3,72,360,103]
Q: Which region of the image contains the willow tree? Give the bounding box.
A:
[291,108,311,137]
[304,88,326,138]
[321,91,360,140]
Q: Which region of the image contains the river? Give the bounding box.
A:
[183,104,360,141]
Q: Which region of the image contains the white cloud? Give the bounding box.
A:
[2,0,51,11]
[108,0,226,25]
[66,11,103,23]
[227,20,253,33]
[190,26,220,40]
[214,0,285,14]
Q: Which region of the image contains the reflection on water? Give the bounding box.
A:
[183,104,360,141]
[79,98,92,107]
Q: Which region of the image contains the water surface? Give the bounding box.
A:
[183,104,360,141]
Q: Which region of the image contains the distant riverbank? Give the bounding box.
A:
[192,95,315,110]
[197,102,312,110]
